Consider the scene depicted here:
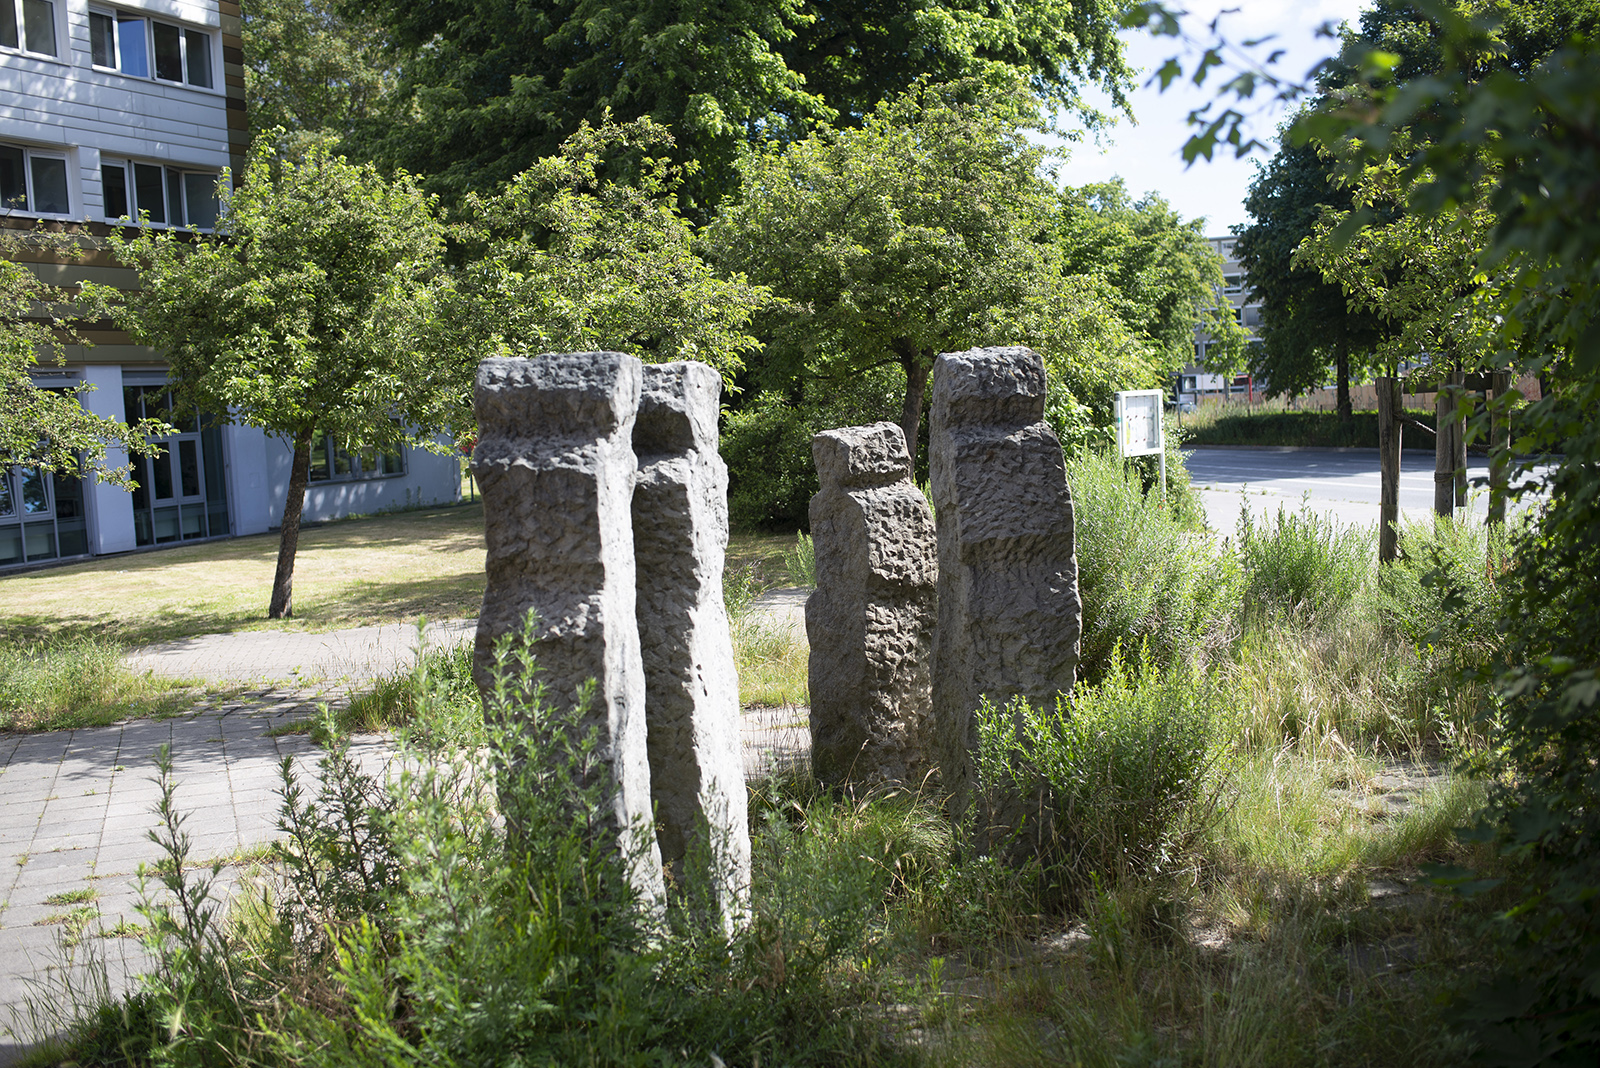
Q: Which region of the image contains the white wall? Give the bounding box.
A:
[264,439,463,527]
[78,363,138,553]
[223,423,273,536]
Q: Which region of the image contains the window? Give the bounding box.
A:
[0,143,69,215]
[1,0,58,56]
[309,430,406,482]
[102,158,220,228]
[1223,273,1243,294]
[89,7,212,87]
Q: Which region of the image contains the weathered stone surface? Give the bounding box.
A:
[633,361,751,927]
[806,422,938,789]
[929,346,1081,813]
[472,351,664,903]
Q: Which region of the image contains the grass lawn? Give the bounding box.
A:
[0,501,806,649]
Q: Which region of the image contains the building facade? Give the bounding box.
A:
[1179,234,1265,405]
[1,0,458,570]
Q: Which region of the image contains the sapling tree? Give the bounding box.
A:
[103,138,453,619]
[707,81,1068,470]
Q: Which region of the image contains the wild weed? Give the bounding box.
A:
[1237,502,1372,624]
[1066,449,1241,680]
[970,646,1232,907]
[0,635,193,731]
[783,531,817,588]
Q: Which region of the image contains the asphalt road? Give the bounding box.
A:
[1183,446,1496,534]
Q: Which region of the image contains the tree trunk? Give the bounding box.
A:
[1489,371,1512,526]
[269,427,315,619]
[1377,376,1402,564]
[1336,344,1352,424]
[899,349,932,473]
[1434,371,1457,518]
[1454,382,1470,510]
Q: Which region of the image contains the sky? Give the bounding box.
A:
[1058,0,1371,236]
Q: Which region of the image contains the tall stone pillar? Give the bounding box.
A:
[929,346,1081,814]
[806,422,937,790]
[472,351,664,904]
[633,361,751,928]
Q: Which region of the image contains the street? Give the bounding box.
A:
[1183,446,1505,534]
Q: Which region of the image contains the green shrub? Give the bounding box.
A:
[339,633,484,750]
[1066,448,1242,680]
[1377,516,1506,653]
[721,370,901,531]
[1237,503,1373,624]
[783,531,816,588]
[970,646,1232,904]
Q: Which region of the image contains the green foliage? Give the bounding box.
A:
[1181,405,1438,449]
[243,0,392,147]
[0,635,193,732]
[337,635,484,750]
[782,532,815,589]
[345,0,1133,214]
[707,80,1065,465]
[1,228,172,486]
[1066,448,1241,681]
[98,137,454,617]
[971,648,1231,904]
[721,370,901,531]
[1377,516,1507,653]
[1234,134,1391,411]
[1056,178,1248,373]
[1237,503,1373,625]
[450,118,772,381]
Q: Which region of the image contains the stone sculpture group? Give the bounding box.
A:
[470,344,1081,917]
[472,351,749,922]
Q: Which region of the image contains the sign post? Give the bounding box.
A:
[1114,389,1166,495]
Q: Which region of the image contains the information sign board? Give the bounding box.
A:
[1114,389,1165,457]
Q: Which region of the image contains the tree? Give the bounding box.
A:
[447,119,771,381]
[243,0,393,147]
[1055,179,1246,374]
[340,0,1133,214]
[99,139,453,620]
[705,82,1064,469]
[1128,0,1600,1055]
[1234,136,1388,419]
[1,228,169,487]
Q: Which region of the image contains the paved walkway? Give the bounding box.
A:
[0,594,814,1062]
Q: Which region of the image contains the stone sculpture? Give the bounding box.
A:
[632,361,751,927]
[928,345,1081,816]
[806,422,938,789]
[471,351,664,904]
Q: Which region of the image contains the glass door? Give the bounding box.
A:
[125,386,230,546]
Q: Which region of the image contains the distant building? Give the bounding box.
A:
[2,0,458,571]
[1178,234,1264,406]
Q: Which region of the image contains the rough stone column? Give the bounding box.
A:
[472,351,664,904]
[632,361,751,928]
[929,346,1081,815]
[806,422,938,790]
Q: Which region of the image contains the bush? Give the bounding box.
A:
[721,370,901,531]
[1237,503,1373,624]
[1377,516,1506,654]
[970,646,1231,905]
[1066,448,1241,681]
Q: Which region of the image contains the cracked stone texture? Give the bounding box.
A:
[472,351,664,904]
[633,361,751,927]
[806,422,937,789]
[929,346,1081,815]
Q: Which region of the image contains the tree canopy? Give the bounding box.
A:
[1,229,169,487]
[446,119,772,382]
[1055,179,1245,375]
[1234,136,1388,417]
[706,83,1063,468]
[99,140,453,618]
[243,0,393,146]
[339,0,1133,213]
